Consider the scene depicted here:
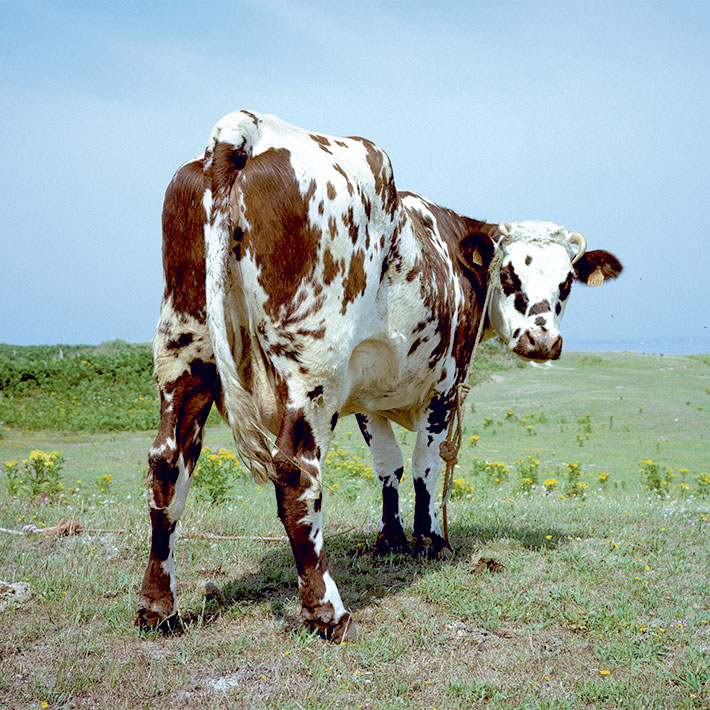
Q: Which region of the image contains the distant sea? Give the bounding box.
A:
[566,340,710,356]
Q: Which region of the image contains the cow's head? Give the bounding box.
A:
[458,220,623,361]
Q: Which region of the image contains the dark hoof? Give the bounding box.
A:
[311,613,358,644]
[375,528,411,556]
[302,605,358,644]
[136,607,181,634]
[412,533,453,560]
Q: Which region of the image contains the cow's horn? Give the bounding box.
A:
[569,231,587,265]
[498,221,511,237]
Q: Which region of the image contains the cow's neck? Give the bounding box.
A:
[430,207,496,331]
[399,196,499,372]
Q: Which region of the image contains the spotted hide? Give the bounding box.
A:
[137,110,623,642]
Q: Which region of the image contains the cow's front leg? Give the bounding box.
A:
[412,393,454,559]
[274,409,355,643]
[137,357,218,631]
[356,412,409,555]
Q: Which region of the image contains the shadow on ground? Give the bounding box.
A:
[173,520,572,633]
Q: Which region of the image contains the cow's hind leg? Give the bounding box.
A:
[355,413,409,555]
[137,316,218,630]
[273,407,355,643]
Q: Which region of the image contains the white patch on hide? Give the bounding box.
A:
[161,530,178,613]
[166,455,191,522]
[320,571,346,622]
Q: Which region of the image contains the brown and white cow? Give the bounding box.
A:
[137,110,622,642]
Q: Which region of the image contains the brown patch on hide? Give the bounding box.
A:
[241,110,261,127]
[269,341,302,361]
[322,248,341,285]
[236,148,322,320]
[514,293,529,314]
[295,325,326,339]
[341,250,367,313]
[408,337,424,356]
[342,206,360,245]
[500,264,522,297]
[530,300,551,315]
[558,274,573,302]
[361,192,372,220]
[325,215,337,241]
[333,163,354,196]
[307,385,324,401]
[351,136,398,217]
[310,134,333,154]
[409,207,453,367]
[165,332,194,350]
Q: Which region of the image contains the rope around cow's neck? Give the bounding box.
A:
[438,256,497,551]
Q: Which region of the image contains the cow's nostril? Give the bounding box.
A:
[551,335,563,358]
[521,331,536,348]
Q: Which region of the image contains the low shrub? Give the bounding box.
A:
[3,450,65,498]
[192,447,249,504]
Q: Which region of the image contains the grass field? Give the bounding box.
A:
[1,350,709,709]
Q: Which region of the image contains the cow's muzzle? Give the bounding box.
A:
[512,329,563,361]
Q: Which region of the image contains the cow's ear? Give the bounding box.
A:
[457,228,495,273]
[457,227,496,302]
[574,250,623,286]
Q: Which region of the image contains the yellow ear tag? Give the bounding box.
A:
[588,267,605,287]
[470,248,483,266]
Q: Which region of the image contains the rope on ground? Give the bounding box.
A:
[0,520,287,543]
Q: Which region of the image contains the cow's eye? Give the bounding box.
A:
[499,266,520,296]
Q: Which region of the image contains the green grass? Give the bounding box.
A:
[0,350,709,709]
[463,351,709,486]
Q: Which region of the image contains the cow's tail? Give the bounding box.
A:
[202,115,276,484]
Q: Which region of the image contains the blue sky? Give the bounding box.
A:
[1,1,708,351]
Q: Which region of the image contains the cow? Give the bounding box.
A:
[137,110,622,642]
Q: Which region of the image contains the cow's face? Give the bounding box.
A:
[458,220,623,362]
